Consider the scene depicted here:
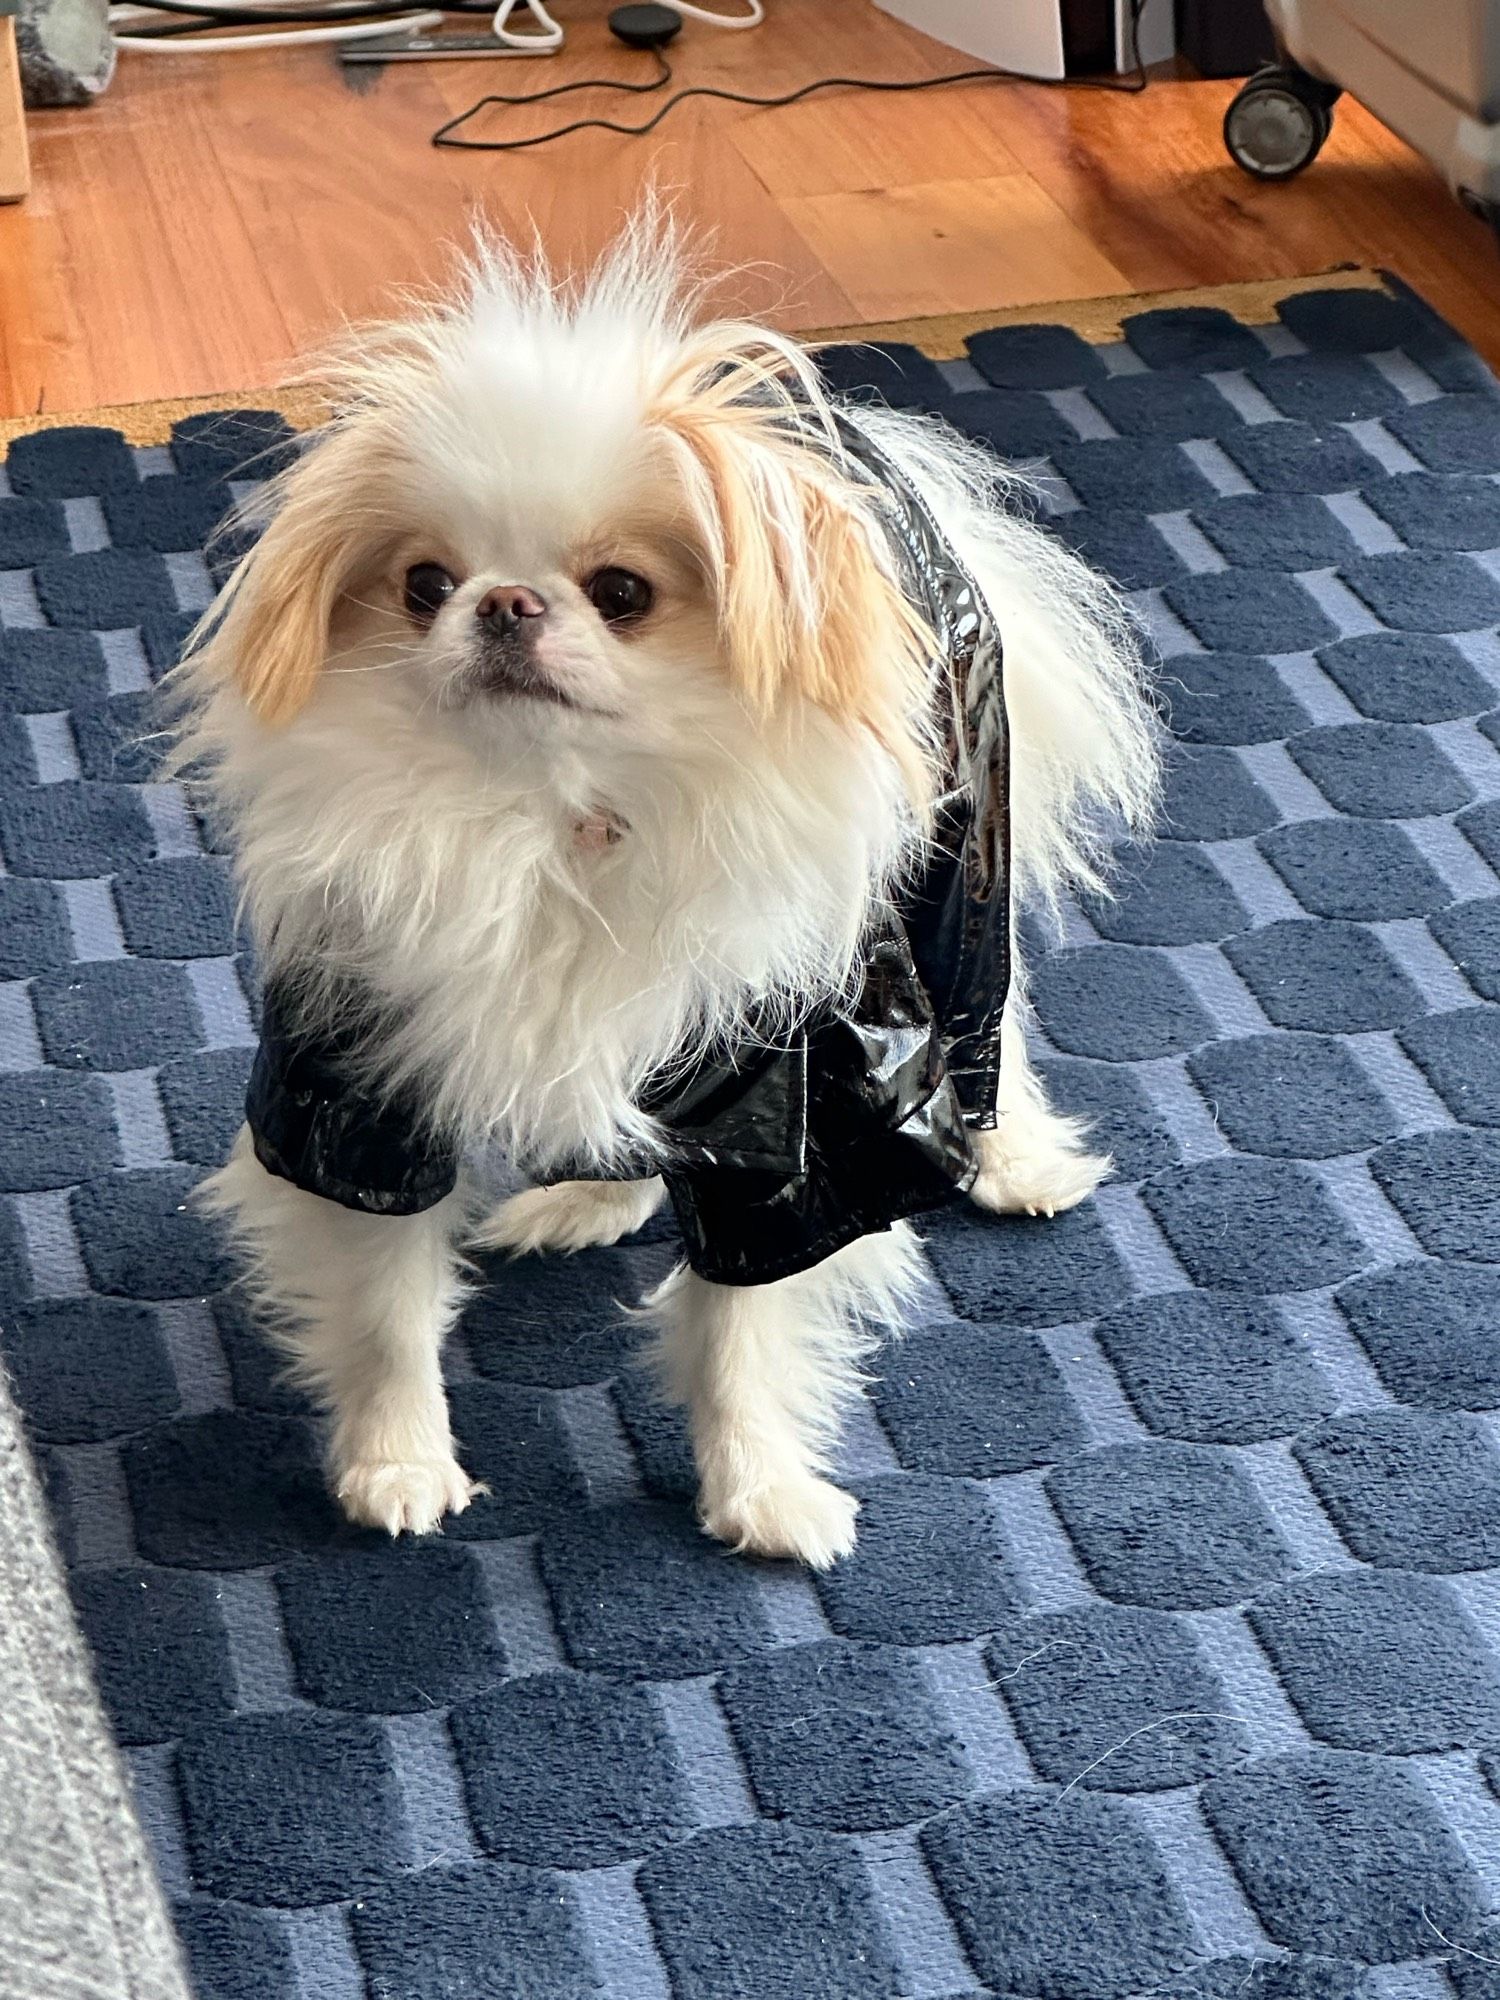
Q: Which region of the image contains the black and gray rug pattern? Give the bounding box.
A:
[3,277,1500,1999]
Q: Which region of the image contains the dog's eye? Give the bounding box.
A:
[585,567,654,626]
[403,562,458,626]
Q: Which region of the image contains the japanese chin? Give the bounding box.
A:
[178,216,1159,1568]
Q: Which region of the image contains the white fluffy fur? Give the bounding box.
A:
[648,1221,928,1566]
[201,1129,481,1535]
[178,217,1158,1565]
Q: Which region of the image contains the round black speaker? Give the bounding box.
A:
[608,2,682,47]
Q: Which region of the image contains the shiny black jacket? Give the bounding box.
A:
[245,409,1010,1285]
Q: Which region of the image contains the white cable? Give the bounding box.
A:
[114,8,439,47]
[114,0,759,57]
[491,0,561,46]
[663,0,763,23]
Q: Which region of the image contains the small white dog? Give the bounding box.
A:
[178,217,1158,1568]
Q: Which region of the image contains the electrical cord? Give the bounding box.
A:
[434,0,1149,152]
[115,14,438,45]
[664,0,762,25]
[491,0,561,47]
[112,0,440,47]
[112,0,757,56]
[112,0,533,52]
[418,41,668,103]
[114,0,448,28]
[120,13,426,29]
[500,0,764,41]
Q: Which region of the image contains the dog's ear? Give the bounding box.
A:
[653,327,938,806]
[190,426,376,727]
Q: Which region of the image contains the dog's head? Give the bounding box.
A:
[188,218,939,814]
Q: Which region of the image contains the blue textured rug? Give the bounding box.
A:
[5,273,1500,2000]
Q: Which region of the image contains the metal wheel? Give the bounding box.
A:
[1224,66,1334,181]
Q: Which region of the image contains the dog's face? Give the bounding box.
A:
[325,408,733,763]
[198,237,938,805]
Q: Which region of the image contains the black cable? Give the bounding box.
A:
[114,0,508,31]
[430,41,670,105]
[434,2,1150,152]
[123,10,420,29]
[1128,0,1146,82]
[115,0,451,25]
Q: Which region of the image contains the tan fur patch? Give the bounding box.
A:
[648,323,938,808]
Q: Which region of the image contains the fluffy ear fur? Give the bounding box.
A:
[650,324,940,810]
[187,424,386,727]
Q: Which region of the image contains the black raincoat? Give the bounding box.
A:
[245,408,1011,1286]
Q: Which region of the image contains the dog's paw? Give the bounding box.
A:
[335,1457,484,1536]
[699,1475,860,1568]
[967,1111,1110,1219]
[473,1177,664,1255]
[969,1145,1110,1218]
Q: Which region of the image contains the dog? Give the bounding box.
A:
[176,216,1159,1568]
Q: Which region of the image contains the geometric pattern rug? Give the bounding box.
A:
[4,272,1500,2000]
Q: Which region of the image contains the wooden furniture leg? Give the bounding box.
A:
[0,7,30,205]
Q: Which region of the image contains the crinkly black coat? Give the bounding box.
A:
[245,410,1010,1286]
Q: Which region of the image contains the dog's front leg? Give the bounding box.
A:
[647,1222,922,1567]
[202,1129,480,1535]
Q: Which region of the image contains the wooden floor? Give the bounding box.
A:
[6,0,1500,418]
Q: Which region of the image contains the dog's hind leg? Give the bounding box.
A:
[968,994,1110,1219]
[200,1127,480,1535]
[646,1223,923,1567]
[473,1176,666,1255]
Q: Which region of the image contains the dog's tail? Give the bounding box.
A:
[838,402,1162,920]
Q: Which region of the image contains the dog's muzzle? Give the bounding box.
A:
[469,584,575,707]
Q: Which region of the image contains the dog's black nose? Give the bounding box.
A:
[476,584,547,638]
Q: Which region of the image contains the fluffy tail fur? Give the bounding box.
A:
[845,402,1161,918]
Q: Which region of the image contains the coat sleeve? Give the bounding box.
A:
[245,979,460,1216]
[899,779,1010,1128]
[658,928,977,1285]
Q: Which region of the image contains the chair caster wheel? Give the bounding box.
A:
[1224,64,1339,181]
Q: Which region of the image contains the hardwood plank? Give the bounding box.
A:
[0,193,68,413]
[780,173,1130,321]
[25,75,291,409]
[107,71,295,398]
[0,17,29,204]
[194,51,472,358]
[730,81,1021,198]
